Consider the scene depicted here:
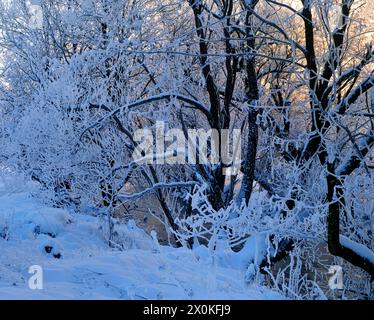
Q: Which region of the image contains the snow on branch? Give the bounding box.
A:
[336,134,374,176]
[80,93,211,139]
[340,236,374,266]
[116,181,198,202]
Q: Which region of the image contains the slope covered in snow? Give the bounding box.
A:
[0,172,283,300]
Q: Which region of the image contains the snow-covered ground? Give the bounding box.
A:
[0,172,283,300]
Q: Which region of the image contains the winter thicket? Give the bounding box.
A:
[0,0,373,298]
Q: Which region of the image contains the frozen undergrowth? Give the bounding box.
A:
[0,172,283,300]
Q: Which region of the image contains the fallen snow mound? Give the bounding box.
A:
[0,172,283,300]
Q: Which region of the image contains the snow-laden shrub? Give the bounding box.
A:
[174,184,373,299]
[1,48,136,209]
